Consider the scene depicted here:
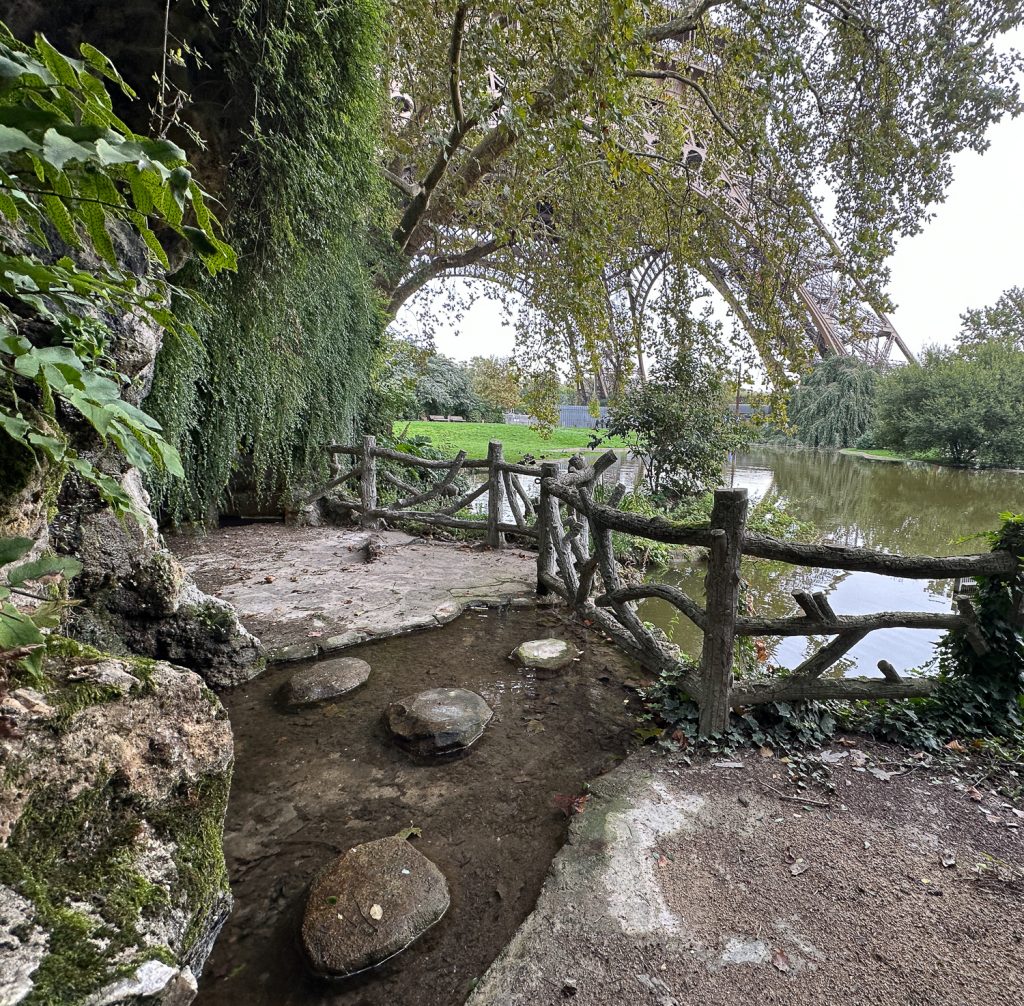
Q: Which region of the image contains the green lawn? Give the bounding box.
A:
[392,420,626,463]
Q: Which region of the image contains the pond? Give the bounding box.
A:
[640,447,1024,676]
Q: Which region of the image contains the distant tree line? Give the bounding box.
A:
[785,288,1024,468]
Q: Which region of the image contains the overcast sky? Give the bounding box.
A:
[397,45,1024,366]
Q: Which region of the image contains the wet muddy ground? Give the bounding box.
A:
[196,605,642,1006]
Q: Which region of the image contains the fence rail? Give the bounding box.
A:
[318,440,1019,736]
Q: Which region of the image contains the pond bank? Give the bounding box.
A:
[171,526,537,662]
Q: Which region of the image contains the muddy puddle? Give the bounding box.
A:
[197,605,642,1006]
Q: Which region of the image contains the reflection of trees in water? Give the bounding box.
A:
[741,447,1024,556]
[643,449,1024,671]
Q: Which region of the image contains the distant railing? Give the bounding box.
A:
[315,441,1019,736]
[310,436,539,546]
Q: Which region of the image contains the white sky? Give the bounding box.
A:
[397,40,1024,365]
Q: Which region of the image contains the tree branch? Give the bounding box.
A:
[627,69,741,145]
[386,237,509,315]
[383,168,420,199]
[450,2,470,127]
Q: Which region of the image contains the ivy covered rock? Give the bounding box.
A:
[0,641,234,1005]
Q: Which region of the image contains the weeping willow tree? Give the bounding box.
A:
[788,356,878,449]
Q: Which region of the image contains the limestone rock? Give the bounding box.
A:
[301,836,449,978]
[282,657,371,707]
[385,688,493,756]
[512,638,579,671]
[0,647,234,1004]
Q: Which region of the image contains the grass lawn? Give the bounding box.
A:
[392,420,627,463]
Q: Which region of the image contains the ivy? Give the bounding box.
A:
[147,0,387,522]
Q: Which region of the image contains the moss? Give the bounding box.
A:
[148,769,233,958]
[0,768,232,1004]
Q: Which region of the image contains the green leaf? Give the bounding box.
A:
[7,553,83,585]
[0,537,34,566]
[41,127,94,170]
[35,35,82,89]
[0,603,45,647]
[0,124,42,154]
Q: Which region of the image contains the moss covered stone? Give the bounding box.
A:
[0,649,234,1004]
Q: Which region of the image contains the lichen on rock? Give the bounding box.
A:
[0,641,234,1005]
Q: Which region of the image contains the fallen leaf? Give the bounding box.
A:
[759,745,775,759]
[819,750,849,765]
[967,788,984,802]
[837,737,858,748]
[369,904,383,921]
[867,767,894,782]
[945,739,968,753]
[790,860,809,876]
[772,950,791,972]
[525,719,546,734]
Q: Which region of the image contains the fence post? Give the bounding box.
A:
[487,440,505,550]
[698,487,749,736]
[536,462,559,594]
[360,434,380,530]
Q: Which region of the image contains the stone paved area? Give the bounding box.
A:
[171,525,537,662]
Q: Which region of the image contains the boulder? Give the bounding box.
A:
[385,688,493,756]
[301,836,449,978]
[0,641,234,1005]
[512,638,578,671]
[282,657,371,708]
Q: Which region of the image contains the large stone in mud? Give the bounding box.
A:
[301,836,449,978]
[384,688,493,756]
[283,657,371,708]
[512,638,578,671]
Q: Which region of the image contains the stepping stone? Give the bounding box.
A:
[301,836,449,978]
[282,657,371,708]
[384,688,493,756]
[512,638,578,671]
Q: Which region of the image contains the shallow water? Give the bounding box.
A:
[197,606,639,1006]
[641,447,1024,676]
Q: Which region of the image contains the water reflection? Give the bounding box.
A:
[641,448,1024,676]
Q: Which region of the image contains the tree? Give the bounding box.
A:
[379,2,1021,388]
[872,343,1024,466]
[958,286,1024,352]
[468,356,521,414]
[788,357,878,449]
[607,352,735,497]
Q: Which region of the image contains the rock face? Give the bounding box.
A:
[512,638,578,671]
[301,836,449,978]
[384,688,494,756]
[0,641,234,1005]
[50,472,264,688]
[282,657,371,708]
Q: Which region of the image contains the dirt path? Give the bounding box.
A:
[171,525,536,661]
[470,745,1024,1006]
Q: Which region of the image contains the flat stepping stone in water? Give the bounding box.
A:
[301,835,449,978]
[282,657,371,708]
[512,638,578,671]
[384,687,493,756]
